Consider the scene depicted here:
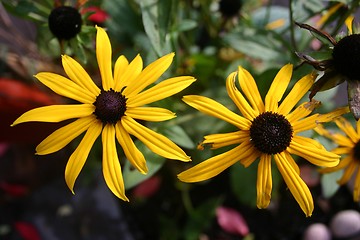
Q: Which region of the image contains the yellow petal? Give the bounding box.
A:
[288,135,340,167]
[115,123,148,174]
[316,3,343,27]
[316,106,350,123]
[34,72,96,103]
[61,55,101,97]
[265,64,293,112]
[226,71,258,120]
[123,52,174,97]
[319,155,353,173]
[278,72,316,115]
[178,140,255,182]
[127,76,196,107]
[357,119,360,136]
[65,121,102,193]
[126,107,176,122]
[183,95,251,130]
[96,26,113,90]
[339,162,358,187]
[12,104,95,125]
[265,18,285,30]
[113,55,129,90]
[292,114,319,133]
[114,54,143,92]
[286,100,321,123]
[332,147,353,155]
[345,15,354,35]
[256,154,272,209]
[238,66,265,114]
[334,117,359,143]
[274,152,314,217]
[330,133,355,147]
[239,143,261,167]
[314,124,332,138]
[102,124,129,201]
[337,161,357,185]
[122,116,190,161]
[200,130,249,149]
[353,169,360,201]
[36,116,95,155]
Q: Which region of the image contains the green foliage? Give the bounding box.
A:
[182,197,223,240]
[3,0,360,238]
[123,141,166,189]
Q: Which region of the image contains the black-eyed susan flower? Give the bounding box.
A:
[316,117,360,202]
[296,16,360,119]
[178,64,348,216]
[11,26,195,201]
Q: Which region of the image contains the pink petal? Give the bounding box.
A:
[216,206,249,236]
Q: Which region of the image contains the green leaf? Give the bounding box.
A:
[123,141,166,189]
[183,197,223,240]
[103,0,143,42]
[140,0,172,56]
[230,163,258,208]
[223,32,283,61]
[177,19,198,32]
[291,0,324,21]
[230,160,282,208]
[321,170,342,198]
[163,125,196,149]
[3,0,50,22]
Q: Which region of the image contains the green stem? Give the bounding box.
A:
[289,0,297,53]
[181,184,194,213]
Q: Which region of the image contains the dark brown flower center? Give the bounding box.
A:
[48,6,82,40]
[250,112,293,155]
[332,34,360,80]
[353,141,360,161]
[93,89,127,124]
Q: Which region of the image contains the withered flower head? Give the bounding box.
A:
[296,19,360,120]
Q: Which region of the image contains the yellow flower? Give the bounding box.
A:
[178,64,348,216]
[11,26,195,201]
[316,117,360,202]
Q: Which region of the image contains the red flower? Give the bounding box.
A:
[82,6,108,24]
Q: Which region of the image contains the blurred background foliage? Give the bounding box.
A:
[1,0,360,239]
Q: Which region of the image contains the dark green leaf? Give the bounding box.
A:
[123,141,166,189]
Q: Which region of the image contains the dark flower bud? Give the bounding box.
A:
[219,0,242,18]
[48,6,82,40]
[332,34,360,80]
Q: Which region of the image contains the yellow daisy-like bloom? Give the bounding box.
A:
[178,64,348,216]
[12,26,195,201]
[316,117,360,202]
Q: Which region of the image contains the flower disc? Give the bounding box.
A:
[250,112,293,155]
[94,89,127,124]
[332,34,360,80]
